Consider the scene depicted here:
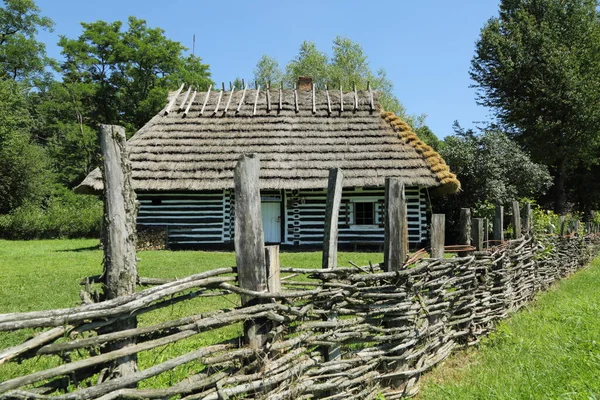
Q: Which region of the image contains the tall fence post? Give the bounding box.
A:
[265,245,281,293]
[493,205,504,242]
[472,218,484,251]
[321,168,343,362]
[523,202,532,235]
[322,168,344,269]
[99,124,138,378]
[384,179,407,271]
[559,216,566,236]
[512,201,522,239]
[458,208,471,256]
[431,214,445,259]
[234,154,269,348]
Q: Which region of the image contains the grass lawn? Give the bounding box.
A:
[418,256,600,400]
[0,239,383,388]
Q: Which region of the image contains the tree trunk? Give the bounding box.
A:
[554,157,566,215]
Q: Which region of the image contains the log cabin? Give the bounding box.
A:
[76,77,460,249]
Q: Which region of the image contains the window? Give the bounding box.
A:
[354,202,375,225]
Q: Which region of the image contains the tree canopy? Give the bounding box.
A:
[471,0,600,213]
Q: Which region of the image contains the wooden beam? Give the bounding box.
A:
[199,84,212,115]
[384,178,407,271]
[430,214,445,258]
[236,84,247,113]
[213,83,224,114]
[223,85,235,114]
[512,201,522,239]
[322,168,344,269]
[164,83,184,115]
[493,205,504,242]
[325,84,332,115]
[178,86,192,111]
[368,81,375,111]
[182,90,197,118]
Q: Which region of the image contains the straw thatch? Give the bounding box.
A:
[75,86,460,194]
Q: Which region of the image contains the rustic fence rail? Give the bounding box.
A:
[1,135,599,399]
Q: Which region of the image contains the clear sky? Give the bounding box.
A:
[35,0,501,138]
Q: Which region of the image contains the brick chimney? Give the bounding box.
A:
[297,76,313,91]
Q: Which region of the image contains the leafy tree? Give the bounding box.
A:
[0,0,53,85]
[285,41,329,89]
[471,0,600,213]
[253,55,283,88]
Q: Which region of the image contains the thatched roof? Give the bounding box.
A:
[76,85,460,194]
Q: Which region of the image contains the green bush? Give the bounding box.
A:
[0,186,102,239]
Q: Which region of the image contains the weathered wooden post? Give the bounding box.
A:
[484,218,489,249]
[472,218,484,251]
[234,154,269,348]
[523,202,532,235]
[512,201,522,239]
[384,179,408,271]
[430,214,445,258]
[99,124,138,378]
[322,168,344,269]
[493,205,504,242]
[458,208,471,256]
[265,245,281,293]
[559,216,566,236]
[321,168,343,362]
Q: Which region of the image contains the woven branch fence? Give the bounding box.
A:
[1,126,599,399]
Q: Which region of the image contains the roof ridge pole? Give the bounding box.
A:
[339,84,344,112]
[278,82,283,112]
[178,86,192,111]
[325,84,331,115]
[164,83,185,115]
[213,82,224,114]
[312,82,316,114]
[353,81,358,112]
[236,84,248,113]
[266,82,271,112]
[368,81,374,111]
[224,83,235,114]
[293,84,299,113]
[183,89,197,118]
[253,85,260,116]
[199,84,212,115]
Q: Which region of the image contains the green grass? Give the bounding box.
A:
[418,256,600,400]
[0,239,383,388]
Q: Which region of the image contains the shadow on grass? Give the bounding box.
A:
[55,244,101,253]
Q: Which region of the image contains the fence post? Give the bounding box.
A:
[265,245,281,293]
[559,216,566,236]
[493,205,504,242]
[458,208,471,256]
[99,124,138,378]
[472,218,484,251]
[523,202,532,235]
[321,168,343,362]
[512,201,522,239]
[384,179,407,271]
[234,154,269,348]
[431,214,445,258]
[322,168,344,269]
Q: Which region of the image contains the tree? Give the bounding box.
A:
[253,55,283,88]
[471,0,600,213]
[0,0,53,85]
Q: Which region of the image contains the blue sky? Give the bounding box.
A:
[35,0,501,138]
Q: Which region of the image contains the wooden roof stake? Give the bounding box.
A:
[312,83,316,114]
[266,82,271,112]
[293,84,299,113]
[164,83,184,115]
[199,84,212,116]
[229,81,233,91]
[278,82,283,111]
[253,85,260,116]
[178,86,192,111]
[183,89,197,118]
[339,84,344,112]
[325,84,331,115]
[241,79,245,88]
[236,84,248,113]
[224,84,235,114]
[353,82,358,112]
[368,81,375,111]
[213,83,224,114]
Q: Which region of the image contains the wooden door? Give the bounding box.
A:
[261,202,281,243]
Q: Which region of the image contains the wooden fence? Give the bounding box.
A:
[1,126,599,399]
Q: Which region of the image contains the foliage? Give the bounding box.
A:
[0,186,102,239]
[0,0,53,85]
[253,55,283,88]
[471,0,600,213]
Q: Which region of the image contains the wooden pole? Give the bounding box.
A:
[559,216,566,237]
[471,218,484,251]
[458,208,471,256]
[430,214,445,259]
[99,124,138,379]
[234,154,269,348]
[322,168,344,269]
[384,179,407,271]
[512,201,522,239]
[493,205,504,242]
[523,202,532,235]
[265,245,280,293]
[484,218,489,249]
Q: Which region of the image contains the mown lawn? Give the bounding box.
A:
[418,256,600,400]
[0,239,383,388]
